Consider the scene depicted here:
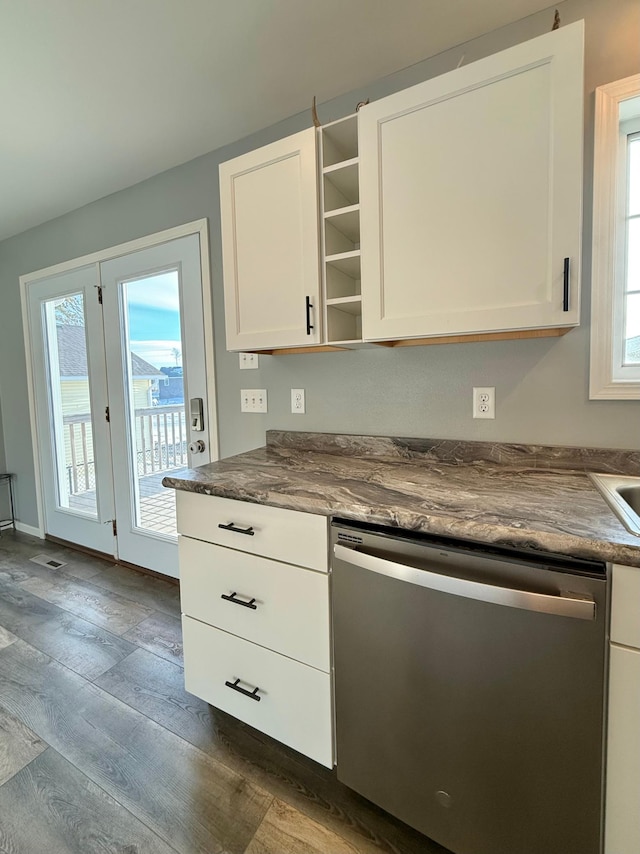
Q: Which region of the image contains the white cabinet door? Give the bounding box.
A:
[359,22,583,342]
[182,616,333,767]
[176,491,329,572]
[611,563,640,648]
[220,128,321,350]
[179,537,330,671]
[606,643,640,854]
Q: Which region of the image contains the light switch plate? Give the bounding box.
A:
[239,353,259,370]
[241,389,267,413]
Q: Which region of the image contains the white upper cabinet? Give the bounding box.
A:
[219,128,321,351]
[359,22,584,343]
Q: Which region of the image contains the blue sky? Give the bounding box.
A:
[126,272,182,368]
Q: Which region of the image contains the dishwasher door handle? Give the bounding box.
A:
[333,544,595,620]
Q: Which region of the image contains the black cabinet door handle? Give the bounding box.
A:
[218,522,255,536]
[305,295,314,335]
[224,678,261,701]
[221,591,257,610]
[563,257,570,312]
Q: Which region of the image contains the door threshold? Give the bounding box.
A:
[44,534,179,585]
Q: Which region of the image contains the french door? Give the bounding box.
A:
[26,229,213,578]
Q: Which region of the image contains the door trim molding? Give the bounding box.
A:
[20,219,218,538]
[15,521,44,539]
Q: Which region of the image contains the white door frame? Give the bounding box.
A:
[21,219,218,542]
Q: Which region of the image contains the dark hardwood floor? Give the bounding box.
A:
[0,531,448,854]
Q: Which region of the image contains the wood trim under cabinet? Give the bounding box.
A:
[375,327,573,348]
[252,345,349,355]
[246,327,573,354]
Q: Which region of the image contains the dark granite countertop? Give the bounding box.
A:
[163,431,640,568]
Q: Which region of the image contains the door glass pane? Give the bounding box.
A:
[43,293,98,517]
[627,217,640,293]
[625,292,640,365]
[121,271,186,536]
[628,136,640,217]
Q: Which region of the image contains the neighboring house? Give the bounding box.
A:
[57,324,163,415]
[56,325,164,492]
[157,366,185,406]
[627,335,640,364]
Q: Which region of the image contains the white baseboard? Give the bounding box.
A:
[14,522,45,539]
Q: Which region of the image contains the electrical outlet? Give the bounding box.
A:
[473,387,495,419]
[291,389,305,414]
[240,389,268,413]
[239,353,259,370]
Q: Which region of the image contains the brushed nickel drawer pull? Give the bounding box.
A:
[218,522,255,536]
[224,678,261,701]
[221,591,257,610]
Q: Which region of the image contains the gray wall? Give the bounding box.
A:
[0,0,638,529]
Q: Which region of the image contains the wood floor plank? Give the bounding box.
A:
[0,535,103,583]
[0,704,48,786]
[94,647,205,735]
[0,563,31,584]
[89,563,181,617]
[0,639,273,854]
[33,612,137,681]
[0,577,136,680]
[93,647,440,854]
[246,798,366,854]
[0,625,17,651]
[122,611,183,665]
[39,550,109,582]
[0,576,60,631]
[18,571,154,635]
[0,747,178,854]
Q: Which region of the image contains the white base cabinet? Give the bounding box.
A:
[176,492,333,768]
[606,564,640,853]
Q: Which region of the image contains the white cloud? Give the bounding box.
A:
[125,271,180,312]
[130,339,181,368]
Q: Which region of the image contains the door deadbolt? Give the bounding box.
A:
[190,397,204,431]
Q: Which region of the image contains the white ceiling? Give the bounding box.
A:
[0,0,555,242]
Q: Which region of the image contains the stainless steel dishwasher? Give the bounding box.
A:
[331,519,608,854]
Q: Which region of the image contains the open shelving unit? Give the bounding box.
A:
[319,114,362,345]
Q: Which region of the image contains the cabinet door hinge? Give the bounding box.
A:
[105,406,110,423]
[112,519,117,537]
[97,286,103,305]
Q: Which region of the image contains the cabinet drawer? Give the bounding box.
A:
[182,615,333,767]
[611,565,640,649]
[176,491,328,572]
[179,537,330,671]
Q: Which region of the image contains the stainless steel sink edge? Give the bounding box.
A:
[589,473,640,537]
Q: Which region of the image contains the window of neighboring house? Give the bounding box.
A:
[590,76,640,399]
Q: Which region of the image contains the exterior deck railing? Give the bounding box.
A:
[63,404,187,493]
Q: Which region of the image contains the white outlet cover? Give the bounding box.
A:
[291,388,305,414]
[472,386,495,419]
